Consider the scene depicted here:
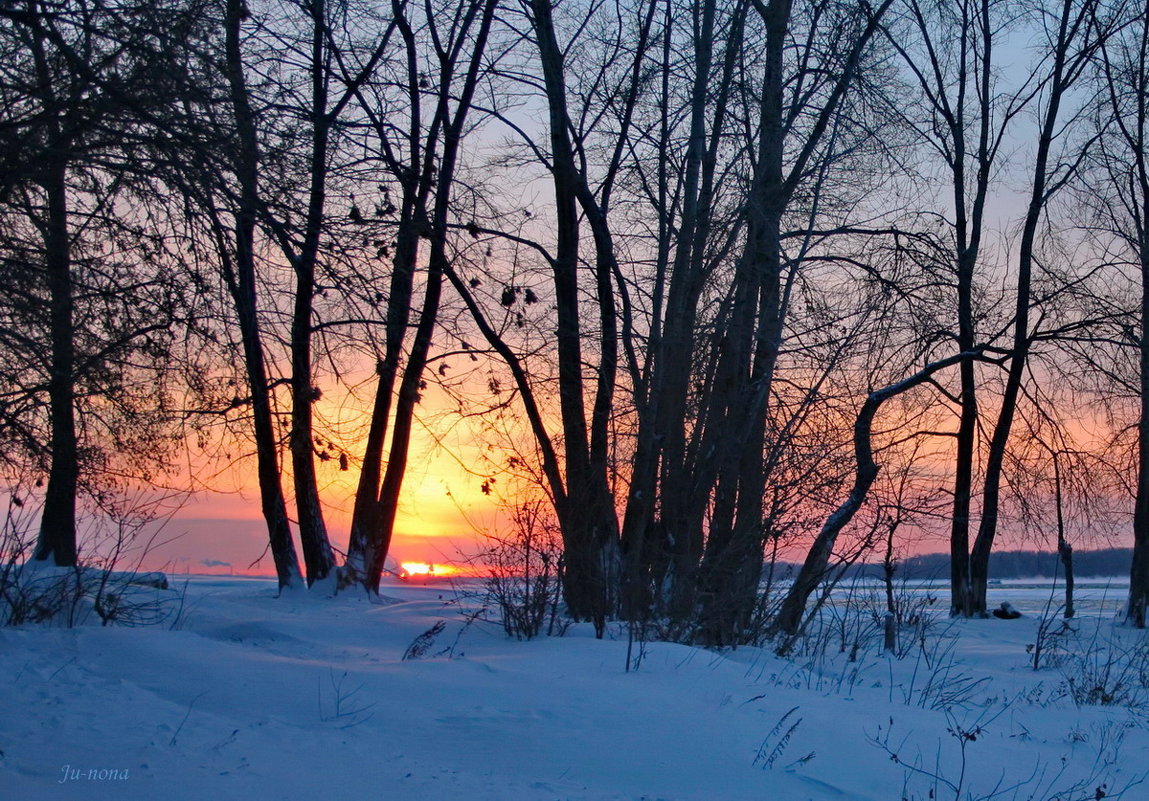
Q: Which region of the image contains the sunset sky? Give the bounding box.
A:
[129,367,1124,578]
[148,448,498,577]
[136,375,512,578]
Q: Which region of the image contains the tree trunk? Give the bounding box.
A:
[25,3,77,566]
[361,0,499,594]
[343,205,422,587]
[367,264,442,593]
[224,0,302,590]
[343,0,432,589]
[529,0,620,630]
[1055,454,1074,619]
[33,155,78,567]
[893,0,998,618]
[1128,248,1149,626]
[1124,8,1149,628]
[686,0,786,642]
[970,0,1084,616]
[620,0,747,624]
[947,0,995,619]
[774,352,974,646]
[884,522,897,618]
[949,256,979,615]
[291,0,335,587]
[693,0,894,644]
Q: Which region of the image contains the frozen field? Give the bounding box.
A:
[2,573,1147,801]
[825,577,1132,617]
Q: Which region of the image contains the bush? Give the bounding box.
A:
[1061,625,1149,708]
[480,501,565,640]
[1,491,178,628]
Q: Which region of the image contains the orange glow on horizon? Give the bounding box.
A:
[141,366,530,577]
[399,561,461,579]
[307,377,513,552]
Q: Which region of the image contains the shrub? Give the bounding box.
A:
[480,501,565,640]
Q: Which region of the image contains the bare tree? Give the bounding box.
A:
[969,0,1115,616]
[215,0,306,589]
[0,0,195,567]
[472,0,900,642]
[773,348,989,643]
[234,0,397,588]
[341,0,501,594]
[1088,0,1149,626]
[509,0,667,631]
[882,0,1033,617]
[617,0,751,629]
[687,0,896,643]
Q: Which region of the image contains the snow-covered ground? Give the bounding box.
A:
[2,575,1147,800]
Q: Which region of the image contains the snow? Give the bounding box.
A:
[2,576,1147,800]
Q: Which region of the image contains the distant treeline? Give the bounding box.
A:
[769,549,1134,582]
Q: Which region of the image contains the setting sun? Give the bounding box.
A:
[399,562,459,580]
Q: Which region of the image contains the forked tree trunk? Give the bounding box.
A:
[693,0,894,645]
[342,2,430,590]
[529,0,622,631]
[358,0,499,594]
[620,0,746,624]
[343,205,422,588]
[947,0,994,617]
[889,0,997,618]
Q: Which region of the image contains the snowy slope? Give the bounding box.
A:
[1,576,1146,801]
